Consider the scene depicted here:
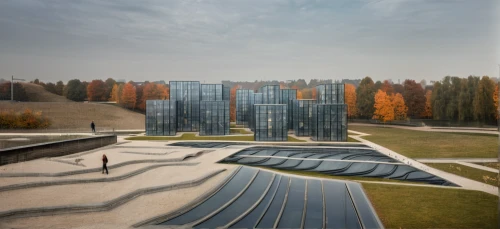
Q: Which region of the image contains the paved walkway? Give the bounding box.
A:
[350,131,498,196]
[349,123,499,135]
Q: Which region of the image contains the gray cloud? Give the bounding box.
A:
[0,0,498,83]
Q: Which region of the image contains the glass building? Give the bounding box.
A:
[200,101,230,135]
[201,84,223,101]
[249,93,263,131]
[316,84,345,104]
[236,89,254,127]
[293,99,316,136]
[311,104,348,141]
[259,85,281,104]
[145,100,177,136]
[169,81,201,132]
[254,104,287,141]
[280,89,297,130]
[222,85,230,101]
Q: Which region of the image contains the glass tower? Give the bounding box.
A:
[316,84,345,104]
[169,81,201,132]
[200,101,230,135]
[236,89,254,127]
[201,84,223,101]
[254,104,287,141]
[145,100,177,136]
[280,89,297,130]
[249,93,263,131]
[311,104,348,141]
[259,85,281,104]
[293,99,316,136]
[222,85,230,101]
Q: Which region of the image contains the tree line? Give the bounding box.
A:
[350,76,498,125]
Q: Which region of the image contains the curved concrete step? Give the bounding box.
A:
[0,162,198,192]
[0,151,207,177]
[0,169,226,220]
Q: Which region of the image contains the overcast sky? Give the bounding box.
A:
[0,0,498,84]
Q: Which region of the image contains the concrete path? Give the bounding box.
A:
[455,162,498,173]
[350,131,498,196]
[416,158,498,163]
[349,123,499,135]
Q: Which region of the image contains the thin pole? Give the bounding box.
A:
[11,75,13,101]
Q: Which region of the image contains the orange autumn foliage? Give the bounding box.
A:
[373,90,394,122]
[421,90,433,118]
[312,87,317,100]
[0,109,50,129]
[230,85,239,122]
[138,83,168,110]
[345,84,357,118]
[120,83,137,109]
[87,80,107,101]
[380,80,394,95]
[392,93,408,120]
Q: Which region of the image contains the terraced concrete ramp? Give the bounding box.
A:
[222,146,457,186]
[138,166,384,229]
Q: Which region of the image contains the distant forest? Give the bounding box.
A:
[0,76,498,126]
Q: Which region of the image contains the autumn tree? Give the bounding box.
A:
[104,78,116,100]
[372,90,394,123]
[109,84,120,102]
[356,76,376,118]
[230,85,239,122]
[421,90,433,118]
[120,83,137,109]
[393,84,404,94]
[403,79,426,118]
[345,84,357,118]
[392,93,408,120]
[44,82,57,94]
[312,87,317,100]
[87,80,107,101]
[292,86,303,99]
[138,83,168,110]
[380,80,394,95]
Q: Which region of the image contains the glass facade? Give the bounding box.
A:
[316,84,345,104]
[311,104,348,141]
[293,99,316,136]
[254,104,287,141]
[222,85,230,101]
[200,101,230,135]
[201,84,223,101]
[170,81,201,132]
[145,100,177,136]
[259,85,281,104]
[280,89,297,130]
[236,89,254,127]
[249,93,263,131]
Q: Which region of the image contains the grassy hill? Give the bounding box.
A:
[0,101,145,130]
[20,83,71,102]
[0,83,145,130]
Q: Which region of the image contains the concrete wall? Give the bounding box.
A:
[0,135,117,166]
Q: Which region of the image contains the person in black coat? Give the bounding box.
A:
[102,154,108,174]
[91,121,96,134]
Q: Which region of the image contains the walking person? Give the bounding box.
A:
[102,154,108,175]
[91,120,96,134]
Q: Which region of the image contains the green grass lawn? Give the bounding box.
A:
[363,183,498,229]
[347,137,360,142]
[425,163,499,186]
[348,125,497,158]
[126,133,306,142]
[229,128,253,134]
[476,162,500,170]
